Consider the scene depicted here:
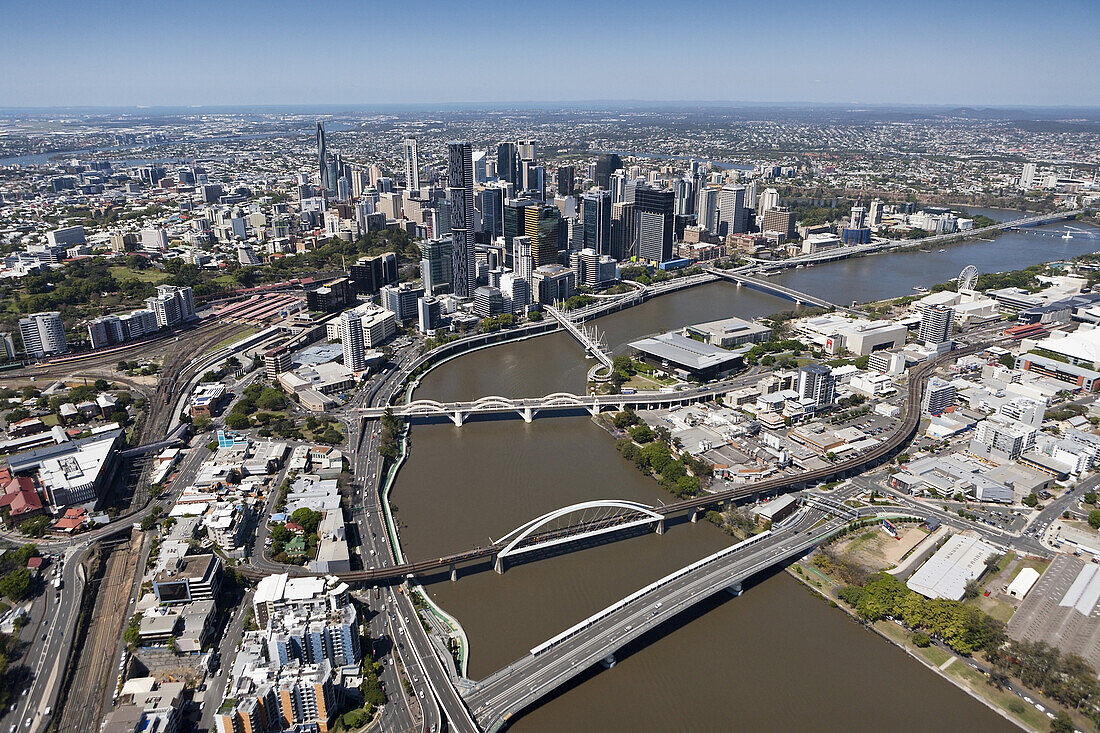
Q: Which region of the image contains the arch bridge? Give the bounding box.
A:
[491,500,665,573]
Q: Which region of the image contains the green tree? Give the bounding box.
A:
[290,508,323,534]
[1089,510,1100,530]
[0,568,32,600]
[1023,493,1039,508]
[629,424,655,444]
[225,412,250,430]
[139,513,157,531]
[613,409,639,429]
[1084,492,1097,505]
[912,631,931,648]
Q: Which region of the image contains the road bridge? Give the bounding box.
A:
[464,504,912,731]
[705,268,840,309]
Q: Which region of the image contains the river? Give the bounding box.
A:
[391,216,1100,731]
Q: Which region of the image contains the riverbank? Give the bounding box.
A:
[784,558,1046,731]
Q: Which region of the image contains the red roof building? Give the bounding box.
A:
[0,475,44,519]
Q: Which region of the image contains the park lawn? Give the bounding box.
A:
[872,620,950,667]
[108,265,170,284]
[40,414,60,427]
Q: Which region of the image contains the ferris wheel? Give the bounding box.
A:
[958,264,978,292]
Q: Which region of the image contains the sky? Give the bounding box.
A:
[1,0,1097,108]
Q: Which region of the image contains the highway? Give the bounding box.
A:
[2,540,95,733]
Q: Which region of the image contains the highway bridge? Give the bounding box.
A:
[464,502,913,731]
[705,268,840,309]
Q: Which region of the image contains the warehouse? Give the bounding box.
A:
[906,533,998,600]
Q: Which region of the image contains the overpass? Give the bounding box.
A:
[464,503,911,731]
[705,268,840,309]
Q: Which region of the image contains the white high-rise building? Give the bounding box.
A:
[757,187,780,214]
[499,272,531,314]
[696,187,718,233]
[140,227,169,253]
[718,185,746,236]
[922,377,957,415]
[868,197,884,226]
[1020,162,1037,190]
[339,310,366,371]
[18,312,67,358]
[402,137,420,192]
[145,285,196,328]
[798,364,835,409]
[512,235,533,282]
[447,142,476,299]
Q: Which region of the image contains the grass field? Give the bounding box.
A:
[109,265,170,284]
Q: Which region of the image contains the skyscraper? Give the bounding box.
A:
[496,142,518,186]
[595,153,623,189]
[696,186,718,233]
[673,178,695,217]
[402,137,420,192]
[850,202,867,229]
[1020,162,1037,190]
[919,304,954,346]
[517,140,536,164]
[757,187,780,214]
[633,185,674,264]
[556,166,575,198]
[447,142,476,298]
[718,185,746,237]
[798,364,836,409]
[868,198,884,226]
[582,189,612,256]
[316,122,329,194]
[524,204,562,268]
[512,235,533,282]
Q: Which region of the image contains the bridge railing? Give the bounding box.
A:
[529,529,774,657]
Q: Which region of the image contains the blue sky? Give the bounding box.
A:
[1,0,1096,108]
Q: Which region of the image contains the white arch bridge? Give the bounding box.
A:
[490,500,665,573]
[356,386,732,426]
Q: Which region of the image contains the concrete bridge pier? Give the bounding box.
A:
[452,410,466,427]
[601,654,617,669]
[450,564,458,582]
[727,582,743,596]
[690,509,699,523]
[655,519,665,535]
[494,555,505,574]
[520,406,534,423]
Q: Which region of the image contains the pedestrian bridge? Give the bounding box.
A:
[544,304,614,377]
[705,268,839,310]
[355,386,730,426]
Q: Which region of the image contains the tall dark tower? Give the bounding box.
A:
[317,122,330,194]
[447,141,476,299]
